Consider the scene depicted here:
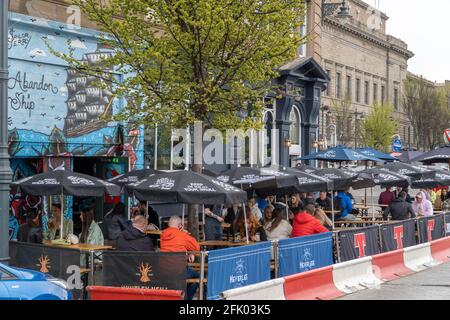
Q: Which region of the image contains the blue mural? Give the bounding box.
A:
[7,12,144,170]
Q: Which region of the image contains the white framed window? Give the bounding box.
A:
[289,106,301,145]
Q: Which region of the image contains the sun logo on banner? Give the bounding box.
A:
[37,255,51,273]
[138,263,153,283]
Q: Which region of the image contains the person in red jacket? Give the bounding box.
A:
[291,204,329,238]
[160,215,201,300]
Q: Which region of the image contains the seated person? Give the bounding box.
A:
[79,207,104,266]
[412,192,433,217]
[304,193,315,206]
[443,198,450,213]
[18,209,43,244]
[116,215,154,252]
[79,207,104,246]
[334,190,357,221]
[45,204,74,240]
[103,202,130,247]
[160,216,201,300]
[247,197,263,221]
[291,204,329,238]
[315,191,332,210]
[313,208,333,231]
[263,207,292,241]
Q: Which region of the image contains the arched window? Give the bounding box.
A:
[289,106,301,145]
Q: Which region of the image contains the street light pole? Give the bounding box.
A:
[354,110,364,148]
[0,0,12,263]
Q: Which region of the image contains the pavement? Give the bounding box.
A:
[338,262,450,300]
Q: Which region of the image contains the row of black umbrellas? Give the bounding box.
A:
[10,160,450,241]
[11,163,450,204]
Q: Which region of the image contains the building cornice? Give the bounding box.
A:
[324,17,414,60]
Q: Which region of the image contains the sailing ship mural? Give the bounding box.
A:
[64,45,115,138]
[6,12,144,171]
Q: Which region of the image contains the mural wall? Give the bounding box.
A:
[7,12,144,169]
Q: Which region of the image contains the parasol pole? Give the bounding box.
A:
[242,203,249,244]
[60,190,64,240]
[182,203,185,229]
[285,195,289,220]
[202,204,205,241]
[371,187,375,221]
[128,196,131,220]
[331,190,335,231]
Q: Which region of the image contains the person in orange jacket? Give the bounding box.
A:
[160,216,201,300]
[291,204,329,238]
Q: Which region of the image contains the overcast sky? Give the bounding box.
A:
[366,0,450,83]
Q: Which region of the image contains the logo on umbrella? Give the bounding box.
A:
[68,176,95,185]
[149,178,175,190]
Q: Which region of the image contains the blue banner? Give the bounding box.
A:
[278,233,334,277]
[207,242,272,300]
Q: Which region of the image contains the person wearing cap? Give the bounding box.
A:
[412,191,433,217]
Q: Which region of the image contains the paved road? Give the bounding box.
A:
[338,262,450,300]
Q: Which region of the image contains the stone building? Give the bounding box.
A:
[319,0,414,148]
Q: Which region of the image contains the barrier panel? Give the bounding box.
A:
[380,220,417,252]
[101,251,187,293]
[9,241,82,298]
[283,266,344,300]
[207,242,271,300]
[417,214,445,243]
[221,278,285,300]
[337,226,380,262]
[371,249,414,281]
[403,243,440,272]
[445,213,450,236]
[430,237,450,263]
[278,233,334,277]
[332,257,382,294]
[87,286,183,300]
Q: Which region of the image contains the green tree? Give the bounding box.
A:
[360,104,397,152]
[403,75,442,151]
[433,83,450,147]
[51,0,308,237]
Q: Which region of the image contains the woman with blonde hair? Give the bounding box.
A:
[313,208,333,231]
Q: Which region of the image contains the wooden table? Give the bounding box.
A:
[145,230,163,236]
[334,220,389,227]
[199,240,255,249]
[358,203,388,208]
[42,241,112,284]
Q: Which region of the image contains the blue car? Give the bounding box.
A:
[0,263,72,300]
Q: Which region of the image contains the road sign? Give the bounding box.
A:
[444,129,450,144]
[392,137,403,152]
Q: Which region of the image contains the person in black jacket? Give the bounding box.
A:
[315,192,332,210]
[383,191,416,221]
[116,215,154,252]
[18,208,43,244]
[103,202,130,247]
[147,205,160,229]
